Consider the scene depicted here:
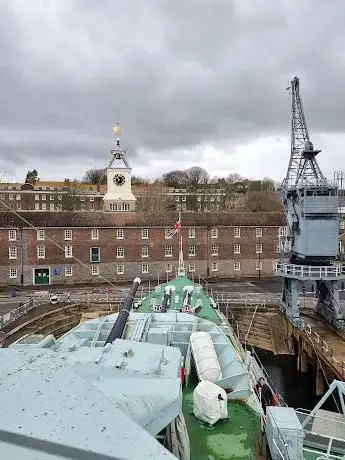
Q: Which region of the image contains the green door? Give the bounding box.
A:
[34,268,50,285]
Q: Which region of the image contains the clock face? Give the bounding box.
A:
[113,174,126,186]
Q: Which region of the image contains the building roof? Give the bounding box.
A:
[0,211,285,228]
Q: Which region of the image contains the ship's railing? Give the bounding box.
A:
[274,262,345,279]
[221,306,287,408]
[295,409,345,458]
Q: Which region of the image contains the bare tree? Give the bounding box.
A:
[162,170,188,187]
[83,168,106,184]
[185,166,209,188]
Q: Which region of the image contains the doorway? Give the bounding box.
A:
[33,268,50,285]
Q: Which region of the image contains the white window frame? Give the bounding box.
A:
[188,263,195,273]
[279,226,287,237]
[256,261,263,271]
[211,262,218,272]
[37,245,45,259]
[234,227,241,238]
[210,228,218,238]
[165,245,172,257]
[117,264,124,275]
[165,263,172,273]
[188,228,196,239]
[117,229,124,240]
[141,263,149,274]
[256,227,263,238]
[211,244,218,256]
[65,266,73,277]
[8,230,17,241]
[41,203,46,211]
[116,246,124,258]
[37,229,45,241]
[233,262,241,271]
[234,244,241,254]
[141,246,148,258]
[91,265,99,276]
[165,228,172,239]
[64,229,72,241]
[9,246,17,259]
[188,245,196,257]
[64,245,73,258]
[256,243,262,254]
[91,229,99,240]
[141,228,149,239]
[9,267,17,279]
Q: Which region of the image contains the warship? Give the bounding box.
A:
[0,234,344,460]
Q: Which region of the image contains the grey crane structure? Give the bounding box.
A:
[275,76,345,330]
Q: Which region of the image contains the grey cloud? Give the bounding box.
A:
[1,0,345,179]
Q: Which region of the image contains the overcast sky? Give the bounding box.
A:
[1,0,345,184]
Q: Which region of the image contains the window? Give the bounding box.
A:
[165,263,172,273]
[256,243,262,254]
[8,230,16,241]
[234,227,241,238]
[37,245,45,259]
[65,266,73,277]
[50,195,54,201]
[234,244,241,254]
[165,228,172,239]
[188,263,195,272]
[142,263,149,274]
[17,203,21,210]
[9,194,14,200]
[274,240,280,253]
[256,227,263,238]
[165,245,172,257]
[91,229,99,240]
[211,244,218,256]
[90,247,100,263]
[37,229,45,241]
[64,245,73,258]
[233,262,241,271]
[35,194,39,201]
[279,226,287,237]
[35,203,40,210]
[64,229,72,240]
[50,203,55,211]
[197,196,201,202]
[9,268,17,279]
[188,228,196,238]
[141,228,149,239]
[117,246,124,258]
[41,203,46,211]
[211,228,218,238]
[182,195,186,202]
[91,265,99,276]
[188,245,196,257]
[211,262,218,272]
[256,261,262,271]
[117,264,124,275]
[182,203,186,211]
[175,196,180,202]
[41,194,46,201]
[117,229,124,240]
[141,246,148,258]
[9,246,17,259]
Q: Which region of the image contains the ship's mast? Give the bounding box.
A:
[177,235,185,277]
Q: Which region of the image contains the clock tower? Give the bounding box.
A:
[103,124,136,212]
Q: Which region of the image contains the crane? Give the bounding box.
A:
[275,76,345,330]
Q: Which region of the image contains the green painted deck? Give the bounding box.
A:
[182,382,261,460]
[138,275,221,324]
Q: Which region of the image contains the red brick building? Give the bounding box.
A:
[0,211,285,287]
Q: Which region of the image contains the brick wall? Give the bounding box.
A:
[0,224,283,287]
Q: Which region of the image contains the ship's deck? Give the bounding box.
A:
[138,276,222,324]
[182,380,261,460]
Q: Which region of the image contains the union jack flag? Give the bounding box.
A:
[168,213,181,237]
